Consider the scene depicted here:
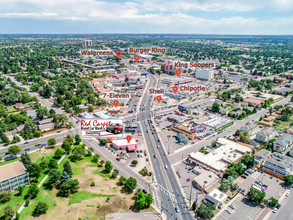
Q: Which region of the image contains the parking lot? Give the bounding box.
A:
[217,194,264,220]
[173,162,206,204]
[190,123,216,140]
[236,171,286,200]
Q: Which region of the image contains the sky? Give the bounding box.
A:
[0,0,292,35]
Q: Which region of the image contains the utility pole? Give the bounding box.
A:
[167,135,171,155]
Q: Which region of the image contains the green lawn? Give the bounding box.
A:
[68,191,114,205]
[273,119,291,131]
[0,188,29,217]
[20,188,57,220]
[92,167,111,180]
[81,99,88,104]
[6,105,17,113]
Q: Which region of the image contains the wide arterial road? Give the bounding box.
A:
[138,74,193,220]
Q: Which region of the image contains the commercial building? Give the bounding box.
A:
[0,161,30,192]
[82,40,94,47]
[254,149,271,167]
[262,152,293,179]
[188,138,252,176]
[192,168,219,192]
[170,125,196,140]
[202,116,233,130]
[273,134,293,152]
[111,139,137,151]
[195,69,214,81]
[204,189,227,208]
[161,63,174,73]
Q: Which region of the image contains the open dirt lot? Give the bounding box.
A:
[25,161,136,220]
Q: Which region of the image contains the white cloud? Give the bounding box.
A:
[0,0,291,34]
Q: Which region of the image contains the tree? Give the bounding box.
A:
[212,102,220,113]
[48,159,58,169]
[100,139,108,146]
[135,190,146,210]
[119,176,127,185]
[26,183,39,199]
[55,114,69,126]
[63,161,73,176]
[145,193,153,208]
[74,134,81,145]
[58,179,79,197]
[17,186,24,196]
[59,170,71,183]
[247,187,265,204]
[111,169,119,179]
[0,192,12,203]
[54,148,64,159]
[104,161,113,173]
[33,202,48,216]
[268,197,278,208]
[27,163,42,179]
[20,152,31,168]
[241,155,254,169]
[36,106,48,120]
[8,145,21,156]
[48,138,56,147]
[3,206,14,220]
[239,132,250,144]
[196,203,215,219]
[91,153,100,163]
[284,175,293,186]
[131,160,138,166]
[234,129,240,136]
[64,134,74,146]
[47,169,61,188]
[220,176,234,191]
[125,177,137,193]
[100,160,104,167]
[199,147,206,154]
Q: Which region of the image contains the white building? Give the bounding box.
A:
[204,189,227,208]
[188,138,252,175]
[195,69,214,81]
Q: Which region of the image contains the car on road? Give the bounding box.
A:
[154,154,156,158]
[116,157,121,161]
[273,208,277,213]
[164,165,168,169]
[4,152,10,155]
[24,142,29,144]
[175,207,179,213]
[57,131,61,133]
[146,158,149,161]
[142,189,148,194]
[286,192,290,197]
[25,148,30,151]
[276,204,281,209]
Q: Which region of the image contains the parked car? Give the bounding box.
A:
[273,208,277,213]
[24,148,30,151]
[116,157,121,161]
[244,172,249,176]
[175,207,179,213]
[24,142,29,144]
[241,189,246,194]
[286,192,290,197]
[237,188,242,192]
[225,209,233,214]
[241,175,247,179]
[142,189,148,194]
[276,204,281,209]
[228,204,235,210]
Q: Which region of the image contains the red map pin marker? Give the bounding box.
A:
[134,55,140,63]
[116,51,122,59]
[173,86,178,94]
[113,100,119,107]
[156,96,162,103]
[126,135,132,143]
[175,69,181,77]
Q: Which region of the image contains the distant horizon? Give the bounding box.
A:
[0,33,293,37]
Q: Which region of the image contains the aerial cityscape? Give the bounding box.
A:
[0,1,293,220]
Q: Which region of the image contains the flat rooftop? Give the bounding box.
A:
[189,138,252,172]
[0,161,27,182]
